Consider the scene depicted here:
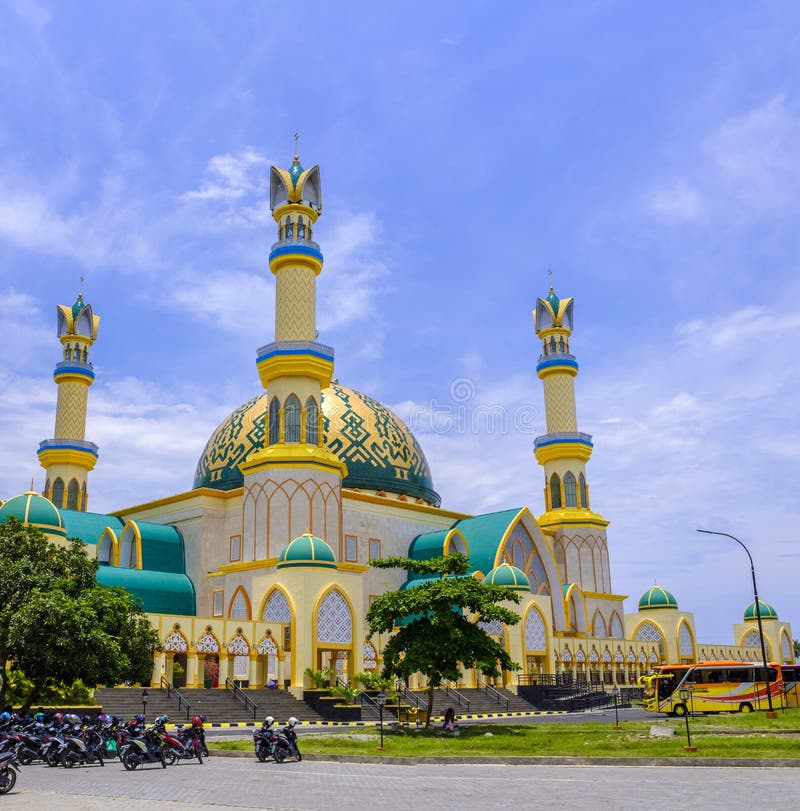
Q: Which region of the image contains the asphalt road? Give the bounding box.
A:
[3,754,800,810]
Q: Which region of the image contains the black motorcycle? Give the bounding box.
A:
[0,751,20,795]
[121,728,167,770]
[274,718,301,763]
[59,725,105,768]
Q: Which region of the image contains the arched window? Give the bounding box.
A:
[305,396,319,445]
[297,216,306,239]
[579,473,588,508]
[284,219,293,239]
[284,395,301,442]
[44,479,51,500]
[263,589,292,623]
[119,525,139,569]
[81,482,87,511]
[230,590,250,619]
[564,473,577,507]
[66,478,80,511]
[549,473,562,509]
[52,478,65,508]
[268,397,281,445]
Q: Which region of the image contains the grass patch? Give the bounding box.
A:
[210,711,800,759]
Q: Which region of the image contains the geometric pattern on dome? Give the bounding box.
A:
[743,629,762,648]
[263,590,292,623]
[196,633,220,653]
[524,609,546,650]
[679,623,694,656]
[192,383,440,505]
[635,621,664,643]
[316,589,352,644]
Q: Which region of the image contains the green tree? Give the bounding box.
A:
[0,518,160,711]
[793,639,799,662]
[366,553,521,727]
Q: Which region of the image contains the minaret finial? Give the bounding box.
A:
[548,268,553,295]
[78,275,84,303]
[293,132,300,165]
[29,477,35,493]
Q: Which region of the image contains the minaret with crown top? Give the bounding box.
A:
[533,281,611,596]
[237,140,347,560]
[38,285,100,511]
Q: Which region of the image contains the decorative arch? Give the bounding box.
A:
[633,619,665,644]
[229,586,252,620]
[363,640,378,671]
[579,473,588,508]
[260,586,294,623]
[609,612,624,638]
[196,631,221,653]
[781,630,792,662]
[741,629,772,658]
[163,629,189,652]
[443,528,469,556]
[523,604,547,652]
[591,610,607,638]
[494,508,564,625]
[118,521,142,569]
[549,473,562,509]
[677,620,695,658]
[67,478,80,511]
[268,396,280,445]
[258,634,280,681]
[97,526,118,566]
[305,396,319,445]
[52,477,65,508]
[315,587,354,644]
[284,394,301,443]
[562,583,589,634]
[563,472,577,508]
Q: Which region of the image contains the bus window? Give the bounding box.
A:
[655,669,679,700]
[727,668,749,684]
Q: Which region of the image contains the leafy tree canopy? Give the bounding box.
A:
[0,518,160,711]
[366,553,522,725]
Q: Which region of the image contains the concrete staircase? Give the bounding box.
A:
[410,687,539,717]
[94,687,322,724]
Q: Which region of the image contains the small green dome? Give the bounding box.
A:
[485,563,530,592]
[744,600,778,621]
[0,490,67,539]
[289,158,304,188]
[71,293,86,320]
[277,533,336,570]
[547,289,560,313]
[638,585,678,611]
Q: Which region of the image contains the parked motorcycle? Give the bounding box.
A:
[121,727,167,770]
[0,751,20,795]
[276,717,302,762]
[253,716,278,763]
[59,724,105,768]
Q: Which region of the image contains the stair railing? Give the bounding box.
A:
[160,675,192,719]
[394,681,425,709]
[225,677,258,720]
[477,680,509,712]
[443,682,471,711]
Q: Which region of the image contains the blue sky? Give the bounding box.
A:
[1,1,799,643]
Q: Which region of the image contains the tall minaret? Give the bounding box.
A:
[533,283,611,595]
[38,288,100,512]
[238,142,347,560]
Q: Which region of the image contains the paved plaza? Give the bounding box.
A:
[3,756,800,810]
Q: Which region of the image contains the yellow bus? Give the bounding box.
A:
[640,660,783,715]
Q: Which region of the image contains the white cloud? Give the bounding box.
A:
[181,149,269,202]
[648,180,704,222]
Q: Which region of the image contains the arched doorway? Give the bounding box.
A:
[315,588,353,683]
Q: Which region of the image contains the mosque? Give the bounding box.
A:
[0,149,794,695]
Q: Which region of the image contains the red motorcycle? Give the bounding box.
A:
[156,716,203,765]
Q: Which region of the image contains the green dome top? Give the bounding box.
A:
[546,288,560,313]
[744,600,778,621]
[71,293,86,320]
[289,157,304,188]
[485,563,530,592]
[638,585,678,611]
[0,490,67,539]
[193,383,440,505]
[277,533,337,570]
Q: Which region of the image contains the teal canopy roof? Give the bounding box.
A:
[96,567,196,615]
[450,508,524,575]
[0,491,66,538]
[61,509,123,544]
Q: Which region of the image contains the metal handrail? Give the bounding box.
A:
[225,677,258,720]
[478,680,509,712]
[160,675,192,719]
[394,682,425,709]
[444,683,471,711]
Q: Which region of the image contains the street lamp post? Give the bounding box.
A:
[611,684,621,729]
[141,688,149,721]
[376,691,387,750]
[697,529,775,714]
[679,686,696,752]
